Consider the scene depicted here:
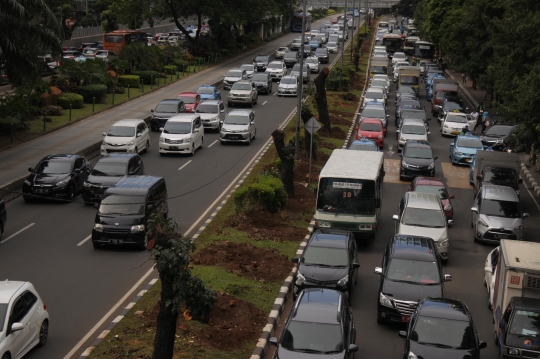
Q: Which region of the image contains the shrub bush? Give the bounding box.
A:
[232,175,287,213]
[163,65,177,75]
[57,93,84,109]
[77,84,108,103]
[118,75,140,88]
[173,59,189,70]
[132,70,159,85]
[40,105,63,116]
[326,72,350,91]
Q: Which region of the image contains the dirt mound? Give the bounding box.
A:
[327,126,347,139]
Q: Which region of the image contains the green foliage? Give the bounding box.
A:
[108,58,130,76]
[118,75,140,88]
[131,71,159,85]
[173,59,189,70]
[57,93,84,109]
[119,43,164,71]
[163,65,177,75]
[232,175,287,213]
[326,68,350,91]
[76,84,108,103]
[58,59,111,87]
[100,10,119,32]
[0,79,49,129]
[40,105,63,116]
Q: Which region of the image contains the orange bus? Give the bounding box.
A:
[102,30,148,51]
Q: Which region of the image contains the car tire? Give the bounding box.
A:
[38,319,49,347]
[23,194,33,203]
[66,183,75,202]
[92,241,101,249]
[220,140,225,145]
[254,95,258,104]
[190,144,195,156]
[135,146,139,154]
[2,353,10,359]
[144,140,150,153]
[140,235,148,250]
[441,257,448,264]
[376,312,385,325]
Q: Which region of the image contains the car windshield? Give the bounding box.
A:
[252,74,268,81]
[387,258,440,284]
[446,114,467,123]
[402,125,426,135]
[281,321,343,353]
[306,58,318,64]
[107,126,135,137]
[315,48,326,54]
[414,185,448,199]
[362,108,385,118]
[225,114,250,125]
[155,103,178,113]
[509,310,540,338]
[445,102,463,112]
[197,87,215,95]
[226,70,242,77]
[404,146,432,159]
[366,91,384,99]
[328,42,337,47]
[196,103,219,114]
[411,316,474,349]
[457,137,483,148]
[268,63,283,69]
[240,65,254,71]
[484,168,517,184]
[177,96,195,104]
[292,65,308,72]
[35,160,72,174]
[231,83,252,90]
[91,162,127,176]
[281,77,297,85]
[402,111,426,120]
[359,121,382,131]
[284,52,297,59]
[485,126,512,137]
[255,56,268,62]
[371,80,387,87]
[278,47,288,51]
[163,122,191,134]
[302,247,348,267]
[402,207,445,227]
[394,53,406,59]
[349,142,377,151]
[99,194,145,215]
[481,199,520,218]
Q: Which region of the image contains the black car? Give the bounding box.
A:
[253,54,270,72]
[283,51,299,68]
[399,140,438,180]
[82,154,144,203]
[150,99,186,131]
[0,198,6,240]
[315,47,329,63]
[251,73,272,95]
[395,99,423,126]
[269,288,358,358]
[375,235,451,325]
[399,297,487,359]
[302,45,312,58]
[480,125,516,150]
[437,98,466,120]
[23,154,90,202]
[292,229,359,299]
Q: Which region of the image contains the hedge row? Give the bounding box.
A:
[118,75,140,88]
[132,70,160,85]
[77,84,108,103]
[57,93,84,109]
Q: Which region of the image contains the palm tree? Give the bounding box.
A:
[0,0,63,86]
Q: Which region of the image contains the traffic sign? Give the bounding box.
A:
[305,117,321,135]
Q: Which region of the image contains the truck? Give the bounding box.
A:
[493,240,540,359]
[398,66,421,94]
[314,149,384,239]
[370,58,389,78]
[473,150,522,196]
[430,80,459,115]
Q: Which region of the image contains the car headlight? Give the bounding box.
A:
[102,141,111,146]
[407,352,418,359]
[93,223,103,232]
[444,124,449,128]
[159,137,165,143]
[127,141,134,146]
[437,238,449,247]
[317,221,331,228]
[337,275,349,287]
[454,151,463,155]
[184,138,191,143]
[514,223,524,231]
[428,163,435,170]
[56,179,70,187]
[296,271,306,285]
[444,204,453,211]
[478,219,489,227]
[84,181,92,188]
[24,179,31,185]
[130,225,145,233]
[402,161,410,168]
[377,134,383,139]
[380,293,394,308]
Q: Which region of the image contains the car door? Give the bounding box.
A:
[135,123,145,149]
[219,102,226,123]
[472,190,482,232]
[250,113,256,138]
[195,117,203,147]
[73,158,85,190]
[6,292,36,358]
[450,137,457,156]
[251,82,257,101]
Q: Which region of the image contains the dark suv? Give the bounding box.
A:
[253,55,270,72]
[399,140,438,180]
[375,235,451,325]
[399,297,487,359]
[269,288,358,358]
[283,51,299,68]
[292,229,359,299]
[150,99,186,131]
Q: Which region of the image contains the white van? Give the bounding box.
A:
[159,114,204,156]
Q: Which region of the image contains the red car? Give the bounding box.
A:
[356,118,384,149]
[331,18,338,24]
[407,177,455,220]
[176,92,202,113]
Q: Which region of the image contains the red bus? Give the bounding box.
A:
[102,30,148,51]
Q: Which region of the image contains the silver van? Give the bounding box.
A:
[397,118,429,151]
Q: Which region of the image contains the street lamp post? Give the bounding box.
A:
[339,0,348,89]
[295,0,308,158]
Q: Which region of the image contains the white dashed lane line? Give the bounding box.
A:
[178,160,192,171]
[77,235,92,247]
[0,223,36,244]
[208,140,218,148]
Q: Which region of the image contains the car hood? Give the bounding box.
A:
[230,90,252,95]
[454,146,480,155]
[410,341,476,359]
[398,224,447,242]
[87,174,124,186]
[480,134,506,143]
[401,133,427,141]
[279,83,298,90]
[359,130,383,139]
[104,136,135,145]
[153,111,176,119]
[403,156,434,167]
[284,57,297,62]
[97,214,144,226]
[222,124,249,132]
[254,62,267,66]
[299,264,348,282]
[382,278,442,302]
[224,76,242,82]
[277,348,345,359]
[480,214,521,229]
[161,133,192,140]
[253,80,269,86]
[199,113,220,120]
[29,172,70,186]
[267,68,283,73]
[184,104,196,111]
[290,71,306,77]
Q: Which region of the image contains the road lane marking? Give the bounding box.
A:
[178,160,192,171]
[77,235,92,247]
[440,162,472,189]
[383,159,405,184]
[0,223,35,244]
[207,140,218,148]
[262,101,268,105]
[273,91,277,96]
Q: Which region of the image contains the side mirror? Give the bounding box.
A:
[428,131,431,135]
[485,266,493,273]
[28,167,33,172]
[444,274,452,282]
[374,267,383,274]
[523,213,530,218]
[519,178,523,184]
[150,109,154,113]
[147,204,154,210]
[386,114,390,118]
[348,344,359,353]
[10,323,24,333]
[353,263,360,268]
[398,331,407,339]
[291,257,299,263]
[269,337,278,346]
[449,143,454,146]
[471,207,478,213]
[434,156,438,160]
[251,121,255,125]
[392,214,399,221]
[396,129,400,133]
[136,133,142,137]
[479,341,487,349]
[449,194,455,199]
[447,219,454,226]
[102,132,107,136]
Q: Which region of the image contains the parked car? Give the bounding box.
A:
[176,92,202,113]
[23,154,91,202]
[101,119,150,156]
[158,114,204,156]
[408,177,455,220]
[150,99,186,131]
[196,100,226,132]
[219,109,256,145]
[227,80,258,107]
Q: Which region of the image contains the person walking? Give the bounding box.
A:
[471,109,480,133]
[461,73,466,83]
[481,111,489,134]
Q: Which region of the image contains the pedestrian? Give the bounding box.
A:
[461,73,466,83]
[491,112,499,126]
[459,125,471,136]
[481,111,489,134]
[484,115,492,133]
[471,110,480,133]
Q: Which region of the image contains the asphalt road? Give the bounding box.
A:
[0,16,356,359]
[348,36,540,358]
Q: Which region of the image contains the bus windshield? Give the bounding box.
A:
[382,38,402,53]
[414,43,435,59]
[317,178,376,215]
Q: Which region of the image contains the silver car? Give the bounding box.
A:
[196,100,225,132]
[304,56,320,73]
[277,75,299,97]
[290,63,310,84]
[471,185,529,243]
[327,41,339,54]
[275,46,289,59]
[266,61,287,80]
[240,64,255,79]
[228,80,258,107]
[220,109,256,145]
[223,68,247,90]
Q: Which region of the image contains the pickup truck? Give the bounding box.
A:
[473,150,522,196]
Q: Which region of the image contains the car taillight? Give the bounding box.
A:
[43,303,47,311]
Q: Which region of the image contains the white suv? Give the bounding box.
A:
[159,114,204,156]
[0,281,49,358]
[393,192,452,262]
[101,119,150,155]
[220,110,256,145]
[266,61,287,80]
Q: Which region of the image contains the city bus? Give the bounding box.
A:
[314,149,385,239]
[403,36,420,55]
[290,12,312,32]
[412,40,435,64]
[382,33,403,57]
[103,30,148,51]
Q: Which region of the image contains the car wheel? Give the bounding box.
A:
[377,312,386,325]
[441,257,448,264]
[190,144,195,156]
[38,319,49,347]
[254,95,258,104]
[2,353,10,359]
[66,183,75,201]
[135,146,139,154]
[246,136,251,146]
[140,235,148,250]
[92,241,101,249]
[220,140,225,145]
[144,140,150,153]
[200,136,204,149]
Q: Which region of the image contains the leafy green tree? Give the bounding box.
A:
[119,43,164,71]
[101,9,119,32]
[393,0,420,18]
[110,0,154,30]
[58,60,111,86]
[0,0,63,86]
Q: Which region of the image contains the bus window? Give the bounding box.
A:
[104,35,123,43]
[317,178,376,215]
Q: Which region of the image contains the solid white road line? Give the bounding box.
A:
[178,160,192,171]
[525,185,540,212]
[0,223,35,244]
[207,139,218,148]
[77,235,92,247]
[262,101,268,105]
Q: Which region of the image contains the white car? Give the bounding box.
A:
[440,112,476,135]
[101,119,150,156]
[196,100,225,132]
[223,68,247,90]
[369,78,389,93]
[240,64,255,79]
[220,109,256,145]
[393,192,451,262]
[363,88,387,105]
[275,47,289,59]
[265,61,287,80]
[373,49,388,58]
[326,42,339,53]
[159,114,204,155]
[484,247,499,310]
[373,74,391,88]
[277,75,299,97]
[0,280,49,358]
[392,51,407,65]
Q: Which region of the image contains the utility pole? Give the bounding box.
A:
[350,0,355,62]
[339,0,347,89]
[295,0,308,158]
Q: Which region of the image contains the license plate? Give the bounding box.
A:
[402,316,410,323]
[169,146,178,150]
[465,158,471,162]
[231,136,239,140]
[494,234,508,239]
[109,239,123,244]
[36,189,48,193]
[452,131,459,135]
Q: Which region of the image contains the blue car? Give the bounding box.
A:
[348,139,380,151]
[449,134,483,166]
[196,84,221,101]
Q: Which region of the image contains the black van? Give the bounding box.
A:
[91,176,168,249]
